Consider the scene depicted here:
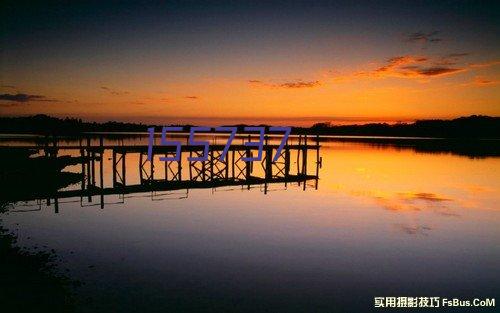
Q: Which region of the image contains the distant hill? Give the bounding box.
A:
[0,115,147,134]
[0,114,499,138]
[301,115,500,138]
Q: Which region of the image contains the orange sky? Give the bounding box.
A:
[1,2,499,125]
[2,57,498,126]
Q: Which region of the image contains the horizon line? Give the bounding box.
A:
[1,113,498,127]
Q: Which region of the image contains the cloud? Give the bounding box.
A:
[372,55,428,73]
[412,66,464,76]
[462,76,500,87]
[0,93,58,103]
[279,81,321,88]
[185,96,199,99]
[474,77,496,85]
[342,54,468,80]
[249,79,321,89]
[0,104,16,108]
[101,86,130,96]
[473,78,496,85]
[405,31,442,43]
[469,60,500,68]
[446,53,470,58]
[433,53,470,66]
[460,184,495,194]
[1,85,16,89]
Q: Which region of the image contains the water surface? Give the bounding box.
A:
[1,138,499,312]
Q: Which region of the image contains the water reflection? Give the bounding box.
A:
[1,135,321,210]
[319,136,500,158]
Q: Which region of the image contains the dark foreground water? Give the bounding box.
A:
[1,137,499,312]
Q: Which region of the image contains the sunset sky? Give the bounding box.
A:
[1,1,499,125]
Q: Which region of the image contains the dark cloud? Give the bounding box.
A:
[0,103,18,108]
[1,85,16,89]
[446,53,470,58]
[429,38,442,43]
[469,60,500,68]
[434,53,470,66]
[0,93,58,103]
[278,81,321,88]
[413,67,463,76]
[356,55,465,79]
[374,56,428,74]
[185,96,199,99]
[101,86,130,96]
[249,79,321,89]
[406,31,442,43]
[466,76,500,86]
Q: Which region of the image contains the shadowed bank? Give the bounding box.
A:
[0,150,81,311]
[0,208,77,312]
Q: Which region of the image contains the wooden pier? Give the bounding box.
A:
[1,134,322,211]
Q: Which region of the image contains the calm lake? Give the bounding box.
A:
[1,135,499,312]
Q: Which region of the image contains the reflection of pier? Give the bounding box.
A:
[2,135,322,211]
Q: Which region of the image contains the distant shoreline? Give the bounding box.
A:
[2,132,499,141]
[0,114,499,139]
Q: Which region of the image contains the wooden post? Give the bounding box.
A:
[164,154,168,181]
[87,147,92,202]
[45,135,49,157]
[246,148,251,189]
[91,152,96,186]
[285,147,290,178]
[150,152,153,182]
[189,151,193,180]
[201,153,206,182]
[100,151,104,209]
[315,135,320,176]
[81,148,86,191]
[113,150,117,186]
[210,150,214,180]
[231,150,235,179]
[99,135,104,155]
[52,135,58,157]
[122,153,126,186]
[245,149,251,179]
[225,153,229,179]
[178,152,182,181]
[54,197,59,214]
[302,147,308,191]
[302,144,308,176]
[296,146,301,175]
[265,147,272,179]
